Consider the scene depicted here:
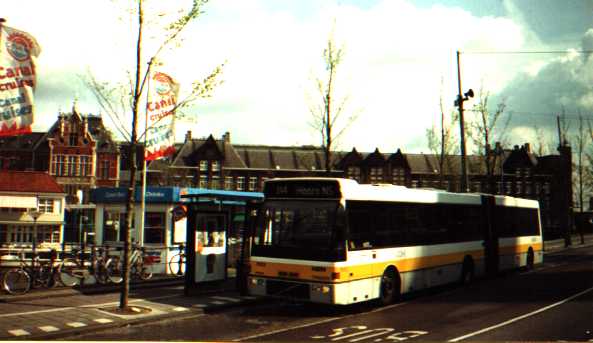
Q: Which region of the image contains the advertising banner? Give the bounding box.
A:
[145,71,178,161]
[0,24,41,136]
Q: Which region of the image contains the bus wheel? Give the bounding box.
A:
[460,257,474,286]
[379,268,399,305]
[526,248,534,270]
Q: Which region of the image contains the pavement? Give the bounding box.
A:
[0,233,592,341]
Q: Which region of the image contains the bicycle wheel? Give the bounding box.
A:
[105,256,123,284]
[93,261,109,285]
[168,254,185,276]
[3,269,31,295]
[37,264,57,288]
[58,258,82,287]
[131,261,153,281]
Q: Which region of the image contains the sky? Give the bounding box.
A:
[2,0,593,154]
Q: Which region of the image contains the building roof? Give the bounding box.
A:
[0,132,45,151]
[0,171,64,194]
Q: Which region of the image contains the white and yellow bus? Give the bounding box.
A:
[247,178,543,305]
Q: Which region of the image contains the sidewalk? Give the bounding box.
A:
[543,233,593,253]
[0,276,259,341]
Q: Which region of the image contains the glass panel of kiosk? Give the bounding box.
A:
[194,213,227,283]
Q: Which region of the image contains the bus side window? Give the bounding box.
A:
[347,204,373,250]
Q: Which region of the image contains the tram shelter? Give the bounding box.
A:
[181,189,262,294]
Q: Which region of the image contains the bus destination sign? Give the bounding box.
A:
[264,180,341,198]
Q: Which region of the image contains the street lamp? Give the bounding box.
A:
[27,208,42,258]
[455,50,473,193]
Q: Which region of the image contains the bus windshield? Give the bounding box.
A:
[251,200,346,261]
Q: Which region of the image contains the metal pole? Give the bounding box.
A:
[456,50,469,193]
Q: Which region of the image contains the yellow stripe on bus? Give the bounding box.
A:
[249,242,542,283]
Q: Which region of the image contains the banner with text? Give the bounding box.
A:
[145,71,179,161]
[0,24,41,136]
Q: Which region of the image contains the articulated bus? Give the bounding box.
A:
[247,178,543,305]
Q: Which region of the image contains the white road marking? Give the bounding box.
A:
[212,296,241,302]
[448,286,593,342]
[233,302,409,342]
[38,325,60,332]
[66,322,87,328]
[94,318,114,324]
[8,329,30,336]
[210,300,226,305]
[172,307,189,312]
[0,294,182,319]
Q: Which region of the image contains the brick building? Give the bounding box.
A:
[137,131,572,239]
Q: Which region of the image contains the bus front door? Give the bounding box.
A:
[194,213,227,283]
[481,195,499,276]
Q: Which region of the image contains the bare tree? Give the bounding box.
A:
[84,0,223,311]
[308,29,358,174]
[532,124,554,156]
[426,86,458,188]
[573,113,589,244]
[466,87,511,194]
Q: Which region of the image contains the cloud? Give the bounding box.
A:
[3,0,579,155]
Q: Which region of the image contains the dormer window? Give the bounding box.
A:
[199,160,208,171]
[69,133,78,146]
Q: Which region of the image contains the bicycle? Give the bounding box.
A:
[2,249,59,295]
[168,243,185,276]
[57,245,111,287]
[105,244,153,283]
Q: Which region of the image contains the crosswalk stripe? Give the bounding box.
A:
[210,300,226,305]
[172,307,189,312]
[38,326,60,332]
[8,329,30,336]
[211,296,241,302]
[241,296,257,300]
[94,318,114,324]
[192,304,207,308]
[66,322,87,328]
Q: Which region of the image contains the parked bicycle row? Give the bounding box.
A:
[0,243,186,295]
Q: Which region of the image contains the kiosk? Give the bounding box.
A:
[182,189,262,294]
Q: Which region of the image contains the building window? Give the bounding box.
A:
[69,133,78,146]
[65,156,76,176]
[52,155,66,176]
[211,161,220,172]
[103,210,125,242]
[411,180,418,188]
[224,176,233,190]
[4,225,60,244]
[144,212,165,244]
[199,175,208,188]
[505,181,512,195]
[99,160,110,179]
[347,166,361,181]
[248,177,258,191]
[199,160,208,171]
[392,168,405,185]
[80,156,91,176]
[211,176,221,189]
[38,199,54,213]
[516,182,523,195]
[370,167,383,183]
[236,177,245,191]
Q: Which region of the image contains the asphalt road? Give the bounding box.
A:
[61,246,593,342]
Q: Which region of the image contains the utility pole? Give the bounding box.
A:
[455,50,473,193]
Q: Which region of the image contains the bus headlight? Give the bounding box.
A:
[249,277,264,286]
[312,284,331,294]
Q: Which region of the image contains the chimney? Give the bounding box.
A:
[185,130,192,142]
[223,131,230,143]
[524,143,531,153]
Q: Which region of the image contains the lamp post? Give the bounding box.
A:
[27,209,42,259]
[455,50,473,193]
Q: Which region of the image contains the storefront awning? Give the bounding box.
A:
[0,195,37,208]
